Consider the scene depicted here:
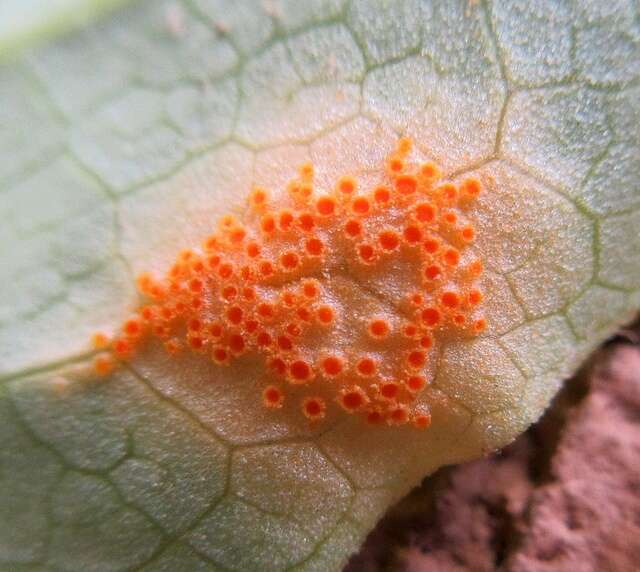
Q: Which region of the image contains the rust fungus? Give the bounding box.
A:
[90,139,486,428]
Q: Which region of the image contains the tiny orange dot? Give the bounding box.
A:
[246,241,261,258]
[413,409,432,429]
[419,161,441,180]
[443,211,458,225]
[406,375,427,393]
[443,248,460,266]
[258,260,275,278]
[261,214,276,234]
[321,355,344,377]
[468,288,483,306]
[453,313,466,326]
[421,307,441,327]
[203,235,220,252]
[397,137,412,155]
[218,215,236,230]
[337,176,357,195]
[438,183,458,203]
[222,285,237,301]
[338,386,368,412]
[179,249,195,262]
[368,318,391,339]
[415,202,436,223]
[473,318,487,333]
[226,306,244,325]
[228,334,246,355]
[409,292,424,306]
[209,321,224,339]
[344,218,363,239]
[302,279,320,299]
[91,332,110,350]
[257,302,275,320]
[212,347,229,364]
[305,237,324,257]
[256,331,273,348]
[351,196,371,215]
[249,187,268,209]
[387,155,404,174]
[403,224,422,245]
[468,259,484,276]
[242,286,256,301]
[164,338,183,355]
[424,264,442,281]
[380,381,400,400]
[277,335,293,352]
[462,177,482,198]
[423,237,440,254]
[278,209,295,232]
[153,324,170,339]
[140,306,156,322]
[357,243,376,264]
[441,291,460,309]
[373,185,391,206]
[378,230,400,251]
[395,174,418,196]
[188,278,203,293]
[286,322,302,337]
[461,225,475,242]
[302,396,326,421]
[228,225,246,244]
[218,262,234,280]
[207,254,221,269]
[316,196,336,216]
[268,357,287,376]
[316,305,335,325]
[407,350,427,369]
[280,251,300,271]
[93,355,114,376]
[188,335,205,351]
[281,291,299,310]
[356,357,377,377]
[289,360,314,383]
[388,404,409,425]
[297,307,313,322]
[123,317,142,337]
[402,323,419,338]
[298,212,316,232]
[420,334,433,349]
[299,162,314,182]
[263,385,284,409]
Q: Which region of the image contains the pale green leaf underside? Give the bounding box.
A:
[0,0,135,61]
[0,1,639,571]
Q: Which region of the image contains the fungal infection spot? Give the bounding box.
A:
[302,396,326,421]
[89,138,486,429]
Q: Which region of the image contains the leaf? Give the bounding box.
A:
[1,1,638,571]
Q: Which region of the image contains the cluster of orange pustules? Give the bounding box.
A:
[92,138,486,429]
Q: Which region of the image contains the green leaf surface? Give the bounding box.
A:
[1,1,638,571]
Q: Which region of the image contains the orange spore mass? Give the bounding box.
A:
[93,354,114,376]
[302,396,326,421]
[321,355,344,377]
[263,385,284,408]
[368,318,391,339]
[90,139,486,429]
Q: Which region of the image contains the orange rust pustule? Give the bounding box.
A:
[91,138,486,429]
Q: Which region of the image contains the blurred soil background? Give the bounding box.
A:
[346,318,640,572]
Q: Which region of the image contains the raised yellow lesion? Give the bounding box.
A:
[91,138,487,429]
